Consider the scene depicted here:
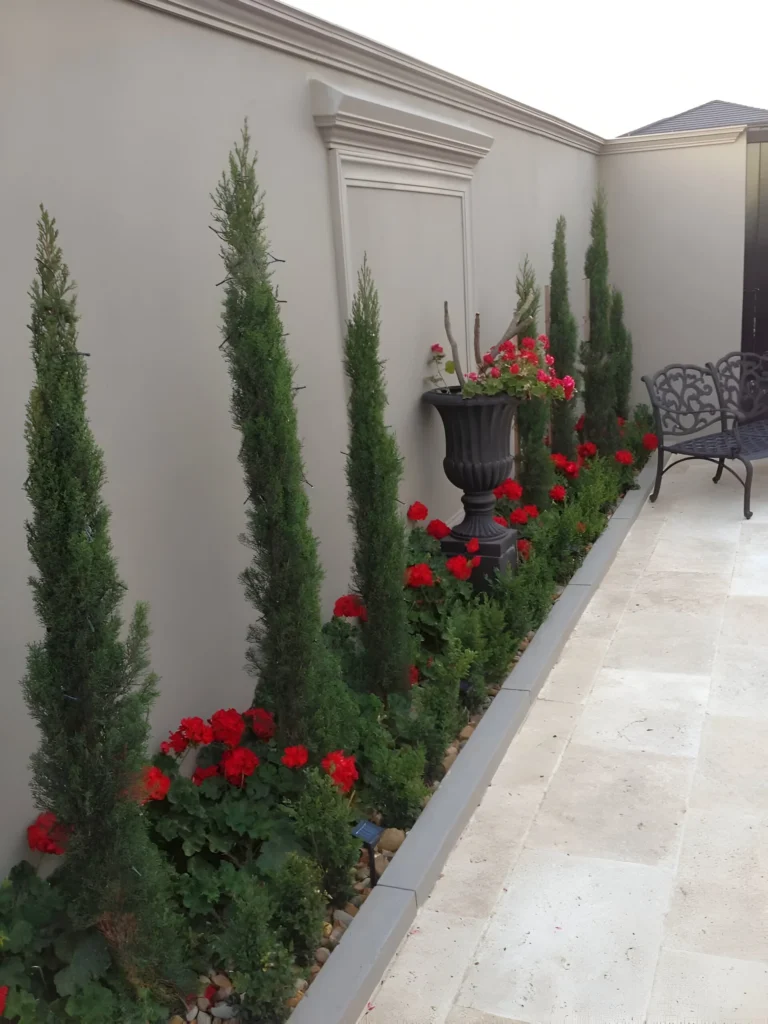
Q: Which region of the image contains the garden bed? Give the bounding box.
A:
[290,459,657,1024]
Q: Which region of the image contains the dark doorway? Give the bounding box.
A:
[742,128,768,354]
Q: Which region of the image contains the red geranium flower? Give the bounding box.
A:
[409,665,420,686]
[493,515,509,527]
[27,812,68,856]
[209,708,245,749]
[160,728,189,756]
[192,764,219,787]
[0,986,7,1016]
[141,766,171,803]
[550,484,567,502]
[617,416,626,428]
[575,414,585,433]
[520,337,536,351]
[564,461,580,479]
[282,745,309,769]
[493,478,523,501]
[431,343,444,354]
[577,441,598,459]
[466,537,480,554]
[615,450,634,466]
[322,750,359,793]
[510,508,529,526]
[517,538,532,561]
[407,501,428,521]
[333,594,366,619]
[642,432,659,451]
[406,563,434,587]
[180,716,214,746]
[523,505,539,519]
[551,453,568,470]
[446,554,474,581]
[243,706,276,741]
[221,746,260,785]
[427,519,451,540]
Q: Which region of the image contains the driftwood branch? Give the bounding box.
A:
[443,301,466,386]
[473,312,482,369]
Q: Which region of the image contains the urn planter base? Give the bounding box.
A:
[441,528,518,592]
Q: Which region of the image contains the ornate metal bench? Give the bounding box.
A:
[643,351,768,520]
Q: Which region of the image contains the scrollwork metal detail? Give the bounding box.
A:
[712,351,768,424]
[646,364,721,436]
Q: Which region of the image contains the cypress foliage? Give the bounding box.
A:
[549,216,579,458]
[581,190,620,452]
[515,257,555,509]
[22,208,181,982]
[213,124,357,749]
[344,258,409,696]
[611,287,633,421]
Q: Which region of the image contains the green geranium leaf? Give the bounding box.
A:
[445,360,455,375]
[7,919,34,953]
[64,981,115,1023]
[53,933,111,997]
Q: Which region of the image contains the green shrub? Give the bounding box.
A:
[270,854,326,967]
[290,772,360,903]
[362,743,428,827]
[209,875,295,1022]
[611,288,633,421]
[549,216,579,458]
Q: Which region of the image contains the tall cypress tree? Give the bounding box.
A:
[344,258,409,696]
[581,190,619,452]
[515,257,555,509]
[22,208,180,981]
[213,125,357,750]
[549,216,579,457]
[611,287,633,421]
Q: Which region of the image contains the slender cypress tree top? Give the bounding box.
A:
[549,216,579,457]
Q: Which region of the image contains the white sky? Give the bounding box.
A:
[290,0,768,138]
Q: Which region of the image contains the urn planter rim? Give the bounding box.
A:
[422,386,519,407]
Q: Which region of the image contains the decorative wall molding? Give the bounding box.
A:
[128,0,604,154]
[311,81,494,168]
[602,124,747,155]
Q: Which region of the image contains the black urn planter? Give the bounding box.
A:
[423,386,518,586]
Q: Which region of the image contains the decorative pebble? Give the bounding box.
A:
[210,1006,238,1019]
[310,965,321,977]
[377,828,406,853]
[343,902,359,917]
[198,1013,212,1024]
[315,947,330,965]
[322,921,333,937]
[374,854,388,876]
[210,974,229,989]
[329,925,345,947]
[333,909,354,928]
[295,979,308,994]
[442,749,458,772]
[215,985,233,1001]
[355,865,369,881]
[186,1007,199,1022]
[170,1017,186,1024]
[197,997,211,1011]
[459,724,475,741]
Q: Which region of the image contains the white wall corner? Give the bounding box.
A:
[310,80,494,168]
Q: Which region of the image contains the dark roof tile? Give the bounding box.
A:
[624,99,768,136]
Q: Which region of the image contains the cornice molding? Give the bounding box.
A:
[127,0,604,154]
[311,81,493,168]
[602,124,746,155]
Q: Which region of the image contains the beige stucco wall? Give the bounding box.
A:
[600,136,747,404]
[0,0,596,873]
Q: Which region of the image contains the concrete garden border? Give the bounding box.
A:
[291,460,657,1024]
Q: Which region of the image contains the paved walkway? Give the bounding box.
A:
[360,459,768,1024]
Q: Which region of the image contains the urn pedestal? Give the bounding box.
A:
[423,387,518,588]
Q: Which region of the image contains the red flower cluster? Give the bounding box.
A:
[494,478,523,501]
[575,414,585,433]
[160,729,189,756]
[407,501,428,521]
[550,484,567,503]
[523,505,539,519]
[27,812,68,856]
[642,433,659,451]
[333,594,367,620]
[322,750,358,793]
[510,508,529,526]
[493,515,508,527]
[552,452,580,479]
[210,708,246,748]
[577,441,598,460]
[615,450,634,466]
[406,563,434,587]
[409,665,420,686]
[427,518,451,540]
[0,986,7,1016]
[244,706,276,741]
[192,764,219,787]
[221,746,260,785]
[517,538,532,560]
[282,745,309,769]
[180,716,214,746]
[466,537,479,554]
[141,765,171,803]
[446,554,480,580]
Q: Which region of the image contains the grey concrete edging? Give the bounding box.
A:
[290,459,657,1024]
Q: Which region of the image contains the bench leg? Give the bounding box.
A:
[713,458,725,484]
[650,446,664,503]
[738,457,754,520]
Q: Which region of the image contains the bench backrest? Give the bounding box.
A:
[642,363,724,438]
[709,351,768,424]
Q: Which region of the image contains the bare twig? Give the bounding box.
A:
[473,312,482,368]
[443,301,466,386]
